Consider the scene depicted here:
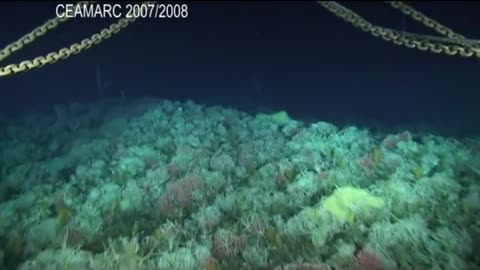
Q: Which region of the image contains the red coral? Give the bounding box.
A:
[354,249,389,270]
[158,175,205,216]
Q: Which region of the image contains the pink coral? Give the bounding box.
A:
[158,175,205,216]
[354,249,389,270]
[212,229,246,259]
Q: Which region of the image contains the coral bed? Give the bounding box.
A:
[0,98,479,270]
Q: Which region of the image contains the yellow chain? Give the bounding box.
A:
[388,1,479,49]
[0,2,91,63]
[0,1,154,77]
[1,1,477,77]
[317,1,480,58]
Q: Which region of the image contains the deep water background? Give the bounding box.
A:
[0,1,478,137]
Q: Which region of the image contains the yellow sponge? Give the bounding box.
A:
[322,186,385,223]
[255,111,291,125]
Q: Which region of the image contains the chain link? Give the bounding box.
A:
[388,1,480,49]
[0,1,93,63]
[317,1,480,58]
[1,1,477,77]
[0,1,155,77]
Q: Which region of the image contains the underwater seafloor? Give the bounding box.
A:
[0,98,479,270]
